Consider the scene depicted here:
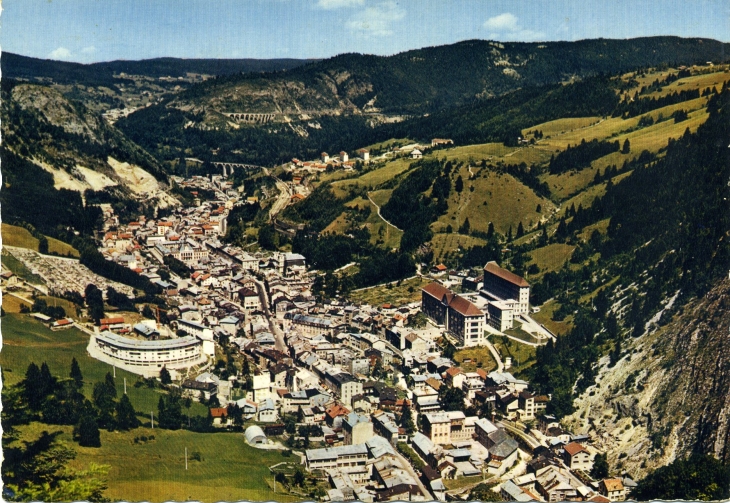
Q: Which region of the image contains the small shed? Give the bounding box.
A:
[244,425,267,445]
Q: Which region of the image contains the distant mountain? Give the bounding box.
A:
[1,52,314,85]
[168,36,730,116]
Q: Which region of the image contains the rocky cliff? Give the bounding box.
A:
[564,277,730,478]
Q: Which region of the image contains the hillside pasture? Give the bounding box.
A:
[2,293,32,313]
[523,117,602,138]
[433,166,553,236]
[11,423,297,503]
[330,157,413,196]
[429,233,487,265]
[528,243,576,277]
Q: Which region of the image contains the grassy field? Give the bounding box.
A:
[433,165,553,236]
[531,300,572,337]
[453,345,498,373]
[2,293,32,313]
[528,243,575,277]
[369,189,394,207]
[11,422,298,503]
[437,142,516,162]
[2,223,80,257]
[523,117,602,138]
[443,474,488,491]
[348,276,431,307]
[578,219,611,241]
[37,295,80,317]
[0,313,207,417]
[331,157,413,196]
[642,67,729,99]
[429,233,487,264]
[326,195,403,249]
[2,250,46,285]
[491,335,536,375]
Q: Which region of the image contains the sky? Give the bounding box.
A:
[2,0,729,63]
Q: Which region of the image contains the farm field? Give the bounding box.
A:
[10,422,297,503]
[0,313,207,417]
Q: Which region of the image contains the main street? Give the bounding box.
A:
[252,277,287,352]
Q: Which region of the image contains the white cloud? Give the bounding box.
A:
[316,0,364,9]
[346,1,406,37]
[484,13,518,32]
[81,46,98,54]
[484,12,545,42]
[48,47,72,60]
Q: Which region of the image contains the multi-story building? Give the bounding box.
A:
[482,261,530,315]
[87,331,206,378]
[421,282,486,347]
[342,412,374,445]
[305,444,369,471]
[422,411,476,445]
[324,371,363,407]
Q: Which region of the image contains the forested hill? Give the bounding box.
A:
[175,36,730,115]
[1,52,313,86]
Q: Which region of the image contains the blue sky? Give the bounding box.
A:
[3,0,728,63]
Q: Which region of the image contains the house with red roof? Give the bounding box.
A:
[563,442,593,471]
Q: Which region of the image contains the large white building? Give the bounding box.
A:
[87,331,207,378]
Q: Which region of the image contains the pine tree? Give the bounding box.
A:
[487,222,495,238]
[516,222,525,237]
[74,413,101,447]
[507,225,513,242]
[23,362,44,410]
[70,357,83,389]
[398,401,415,435]
[454,175,464,193]
[39,362,56,398]
[115,394,140,431]
[622,138,631,154]
[160,366,172,385]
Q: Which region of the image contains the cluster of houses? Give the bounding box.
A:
[83,161,631,501]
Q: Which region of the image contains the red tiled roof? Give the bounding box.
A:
[210,407,228,418]
[589,495,611,503]
[55,318,73,326]
[100,317,125,325]
[445,367,462,377]
[422,282,452,300]
[484,261,529,288]
[448,295,483,316]
[564,442,587,456]
[602,478,624,492]
[325,404,350,418]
